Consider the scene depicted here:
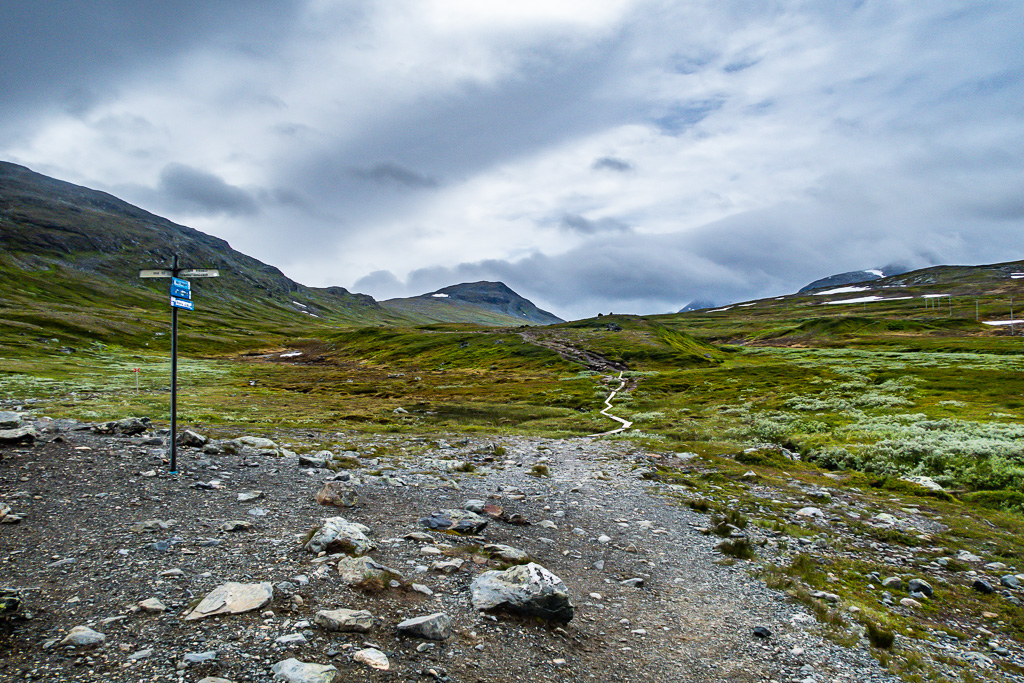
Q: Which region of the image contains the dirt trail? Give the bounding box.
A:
[517,330,628,373]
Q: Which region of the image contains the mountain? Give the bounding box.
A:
[678,299,718,313]
[382,281,564,327]
[798,264,910,293]
[0,161,416,351]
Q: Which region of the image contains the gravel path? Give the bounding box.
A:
[0,419,900,682]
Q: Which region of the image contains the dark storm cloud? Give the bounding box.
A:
[158,163,258,217]
[353,163,439,189]
[559,214,630,235]
[0,1,299,129]
[592,157,633,172]
[283,39,635,222]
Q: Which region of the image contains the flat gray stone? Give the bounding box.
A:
[60,625,106,647]
[0,412,22,429]
[314,608,374,633]
[184,582,273,620]
[0,426,36,445]
[396,612,452,641]
[483,544,528,563]
[420,509,488,535]
[270,658,338,683]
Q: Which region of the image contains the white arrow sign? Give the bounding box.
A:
[178,269,220,278]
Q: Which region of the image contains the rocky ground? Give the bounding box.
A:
[0,408,1000,683]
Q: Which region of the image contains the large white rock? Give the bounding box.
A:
[353,648,390,670]
[900,475,945,492]
[271,658,338,683]
[305,517,374,556]
[470,562,574,622]
[60,625,106,647]
[184,582,273,621]
[234,436,279,450]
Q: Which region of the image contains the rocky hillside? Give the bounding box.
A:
[0,161,391,326]
[382,281,564,327]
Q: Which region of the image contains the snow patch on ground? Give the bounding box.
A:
[824,296,913,305]
[431,293,449,298]
[280,351,303,358]
[708,307,733,312]
[1011,273,1024,279]
[292,301,307,308]
[983,320,1022,326]
[812,286,870,296]
[864,269,883,277]
[923,294,949,298]
[738,303,756,307]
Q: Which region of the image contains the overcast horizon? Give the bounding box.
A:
[3,1,1022,320]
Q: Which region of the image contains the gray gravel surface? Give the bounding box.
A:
[0,421,902,682]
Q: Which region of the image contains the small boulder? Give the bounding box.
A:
[315,481,357,508]
[304,517,374,556]
[116,417,151,435]
[60,625,106,647]
[298,453,327,469]
[470,562,573,622]
[353,648,390,670]
[270,658,338,683]
[314,608,374,633]
[0,412,21,429]
[483,543,528,564]
[1000,575,1021,590]
[752,626,771,639]
[177,429,208,447]
[336,556,403,590]
[907,578,933,598]
[220,520,252,532]
[138,598,167,613]
[420,509,488,535]
[397,612,452,641]
[973,579,995,594]
[795,507,824,519]
[0,426,36,445]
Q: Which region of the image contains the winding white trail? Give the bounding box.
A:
[589,371,633,437]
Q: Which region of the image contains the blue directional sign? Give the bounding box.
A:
[170,296,194,311]
[171,277,191,290]
[170,285,191,299]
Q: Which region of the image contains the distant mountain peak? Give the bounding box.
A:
[798,264,910,294]
[383,281,564,326]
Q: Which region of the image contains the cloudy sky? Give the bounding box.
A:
[3,1,1022,319]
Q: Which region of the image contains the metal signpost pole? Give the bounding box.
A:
[139,259,218,476]
[170,255,179,473]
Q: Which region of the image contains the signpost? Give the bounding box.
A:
[139,255,220,473]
